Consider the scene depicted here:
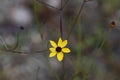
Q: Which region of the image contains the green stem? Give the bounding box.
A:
[62,59,66,80]
[67,0,86,40]
[98,29,111,49]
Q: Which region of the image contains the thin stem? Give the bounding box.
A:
[61,0,62,9]
[67,0,86,40]
[34,0,46,49]
[0,36,8,50]
[62,59,66,80]
[62,0,71,10]
[60,0,65,79]
[59,0,63,38]
[60,14,63,38]
[11,31,20,50]
[0,48,49,54]
[0,31,21,51]
[82,28,112,80]
[98,29,111,49]
[34,0,40,25]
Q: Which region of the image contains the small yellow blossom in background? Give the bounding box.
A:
[49,37,71,61]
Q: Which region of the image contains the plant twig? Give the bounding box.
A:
[60,15,63,38]
[67,0,86,40]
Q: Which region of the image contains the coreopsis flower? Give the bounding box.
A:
[49,38,71,61]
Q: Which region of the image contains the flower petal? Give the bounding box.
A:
[50,40,57,48]
[58,38,62,47]
[49,48,56,52]
[49,52,56,57]
[57,52,64,61]
[62,48,71,53]
[60,40,68,48]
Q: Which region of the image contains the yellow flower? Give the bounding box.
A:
[49,37,71,61]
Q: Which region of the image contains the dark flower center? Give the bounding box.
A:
[56,47,62,52]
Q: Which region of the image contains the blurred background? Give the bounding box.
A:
[0,0,120,80]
